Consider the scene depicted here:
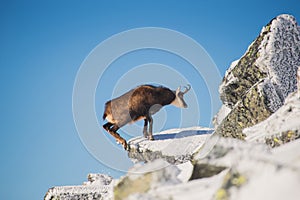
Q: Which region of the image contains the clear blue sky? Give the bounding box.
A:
[1,1,299,199]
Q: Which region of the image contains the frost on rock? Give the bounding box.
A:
[215,14,300,138]
[127,127,213,164]
[44,174,113,200]
[257,14,300,110]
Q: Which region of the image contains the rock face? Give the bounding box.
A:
[215,14,300,138]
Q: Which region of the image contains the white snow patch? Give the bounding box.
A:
[213,104,232,128]
[128,126,213,157]
[219,59,239,95]
[244,92,300,142]
[176,161,194,182]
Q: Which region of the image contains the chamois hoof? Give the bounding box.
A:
[149,136,154,141]
[122,141,128,151]
[115,138,128,150]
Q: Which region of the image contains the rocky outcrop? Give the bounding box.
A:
[127,127,213,164]
[112,136,300,200]
[214,14,300,138]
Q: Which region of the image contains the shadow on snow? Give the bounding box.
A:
[153,129,214,140]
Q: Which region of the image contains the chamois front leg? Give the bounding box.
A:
[147,115,154,141]
[143,119,148,139]
[103,123,128,150]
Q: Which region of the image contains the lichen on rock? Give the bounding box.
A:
[244,90,300,146]
[215,81,272,139]
[214,170,247,200]
[113,159,182,200]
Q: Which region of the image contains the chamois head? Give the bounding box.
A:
[171,84,191,108]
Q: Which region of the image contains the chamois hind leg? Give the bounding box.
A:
[147,115,154,141]
[103,122,113,131]
[143,119,148,138]
[103,123,128,150]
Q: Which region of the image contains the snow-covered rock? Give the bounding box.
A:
[124,169,229,200]
[115,135,300,200]
[212,104,231,128]
[44,174,114,200]
[244,89,300,147]
[114,159,183,200]
[127,126,213,164]
[195,137,300,200]
[215,14,300,138]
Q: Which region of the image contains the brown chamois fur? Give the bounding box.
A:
[102,84,191,150]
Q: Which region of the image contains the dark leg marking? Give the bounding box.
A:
[143,119,148,138]
[103,122,113,131]
[147,115,154,141]
[102,123,128,150]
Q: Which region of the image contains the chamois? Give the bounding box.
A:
[102,84,191,150]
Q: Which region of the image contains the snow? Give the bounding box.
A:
[244,91,300,142]
[127,159,170,175]
[126,159,192,185]
[176,161,194,182]
[194,136,300,200]
[128,126,213,162]
[212,104,231,127]
[219,59,239,95]
[126,169,229,200]
[271,139,300,168]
